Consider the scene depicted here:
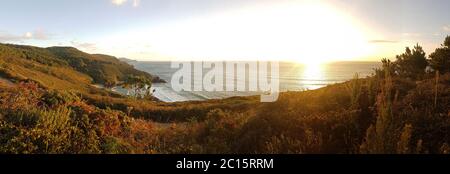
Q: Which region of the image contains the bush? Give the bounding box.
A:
[429,36,450,73]
[395,44,428,79]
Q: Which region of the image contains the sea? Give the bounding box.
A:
[119,61,381,102]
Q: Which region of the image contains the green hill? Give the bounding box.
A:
[0,43,164,92]
[0,38,449,154]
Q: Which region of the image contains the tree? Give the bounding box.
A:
[374,58,396,78]
[429,36,450,73]
[394,44,428,79]
[121,75,152,99]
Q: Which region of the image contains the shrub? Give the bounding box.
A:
[429,36,450,73]
[395,44,428,79]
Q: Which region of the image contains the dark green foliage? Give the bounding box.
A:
[374,58,396,79]
[395,44,428,79]
[429,36,450,73]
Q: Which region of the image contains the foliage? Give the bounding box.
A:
[46,47,159,85]
[360,69,398,153]
[121,75,153,99]
[394,44,428,79]
[0,82,130,153]
[1,37,450,154]
[0,43,161,92]
[429,36,450,73]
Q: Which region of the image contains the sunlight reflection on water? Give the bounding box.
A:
[126,61,380,102]
[301,63,325,90]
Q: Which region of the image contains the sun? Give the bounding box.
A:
[277,2,373,64]
[105,1,374,62]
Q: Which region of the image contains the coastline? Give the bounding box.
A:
[123,61,380,102]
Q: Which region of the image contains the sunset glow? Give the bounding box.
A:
[1,0,449,157]
[100,1,374,63]
[1,0,449,62]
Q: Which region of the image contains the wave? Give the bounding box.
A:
[129,61,380,102]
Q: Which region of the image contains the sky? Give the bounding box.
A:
[0,0,449,63]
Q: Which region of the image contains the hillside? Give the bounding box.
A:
[1,72,448,154]
[0,43,164,93]
[0,38,449,154]
[118,58,138,63]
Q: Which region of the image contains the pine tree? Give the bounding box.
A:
[429,36,450,73]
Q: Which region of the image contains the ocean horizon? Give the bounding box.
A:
[117,61,381,102]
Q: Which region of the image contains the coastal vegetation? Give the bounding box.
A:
[0,43,163,91]
[0,36,449,154]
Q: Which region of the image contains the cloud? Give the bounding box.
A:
[368,40,398,44]
[402,33,422,37]
[24,32,33,38]
[111,0,140,7]
[0,31,23,42]
[111,0,127,6]
[32,29,51,40]
[0,30,51,42]
[443,25,450,32]
[132,0,140,7]
[401,33,421,37]
[71,41,98,52]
